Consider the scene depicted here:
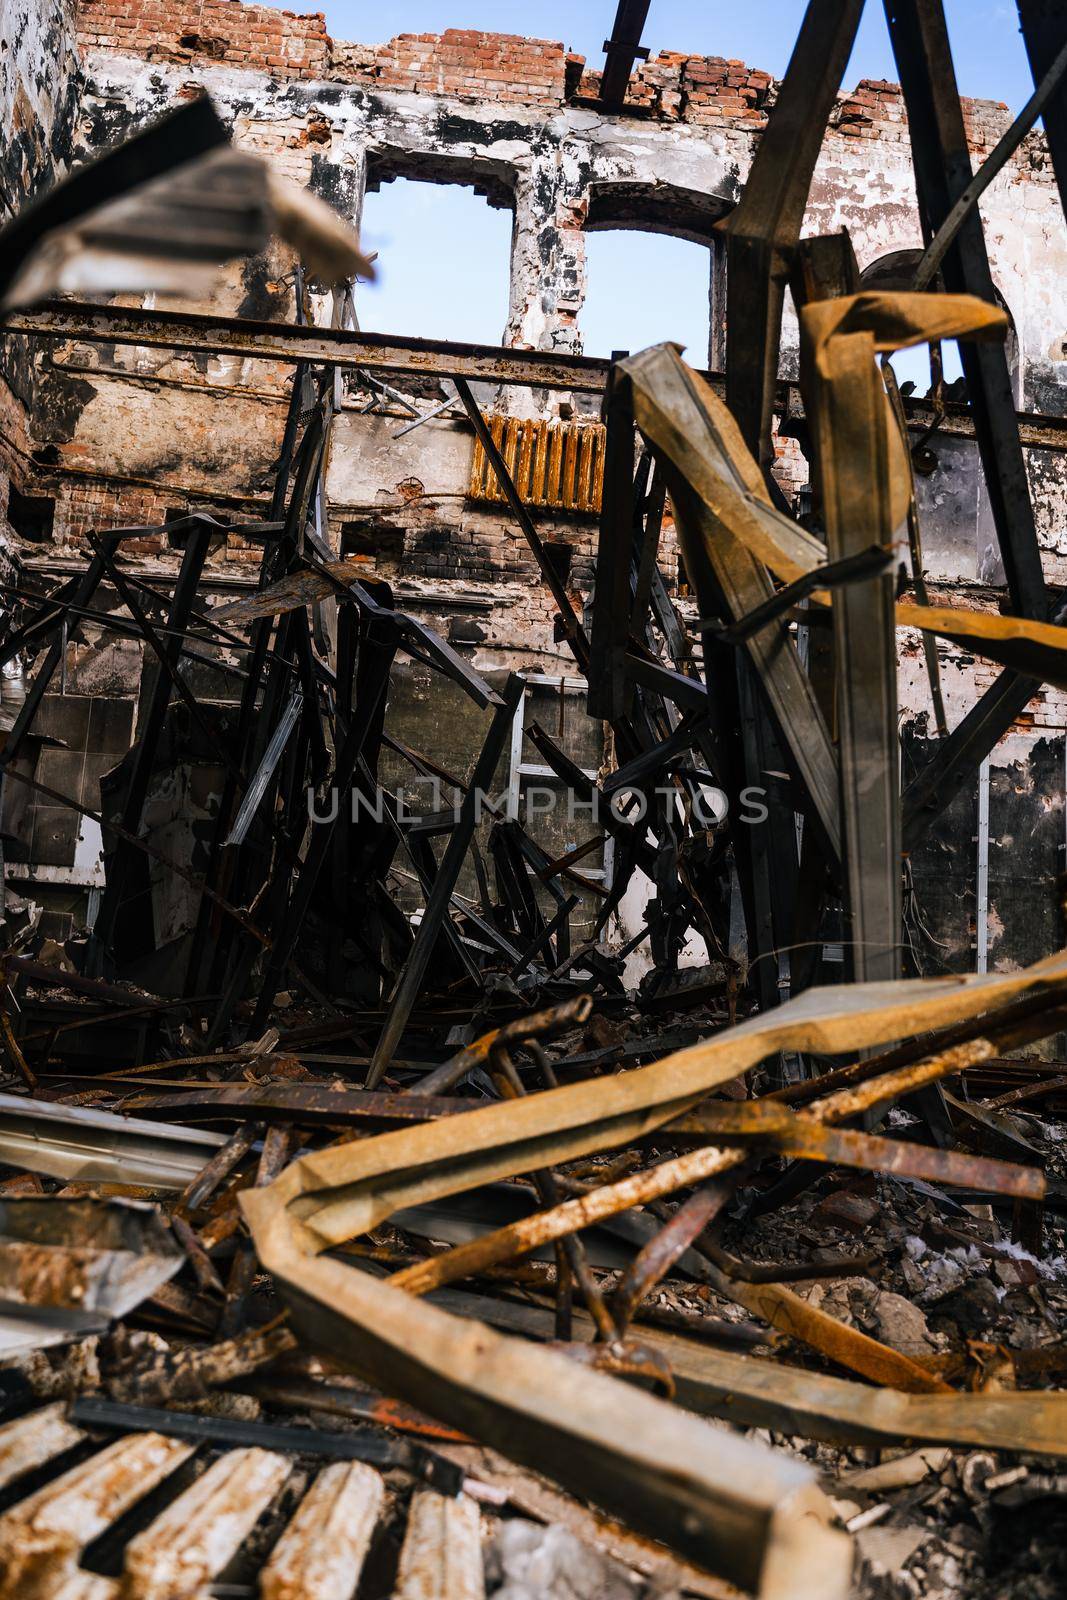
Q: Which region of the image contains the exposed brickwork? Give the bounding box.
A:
[74,0,1029,170]
[76,0,330,78]
[51,477,267,563]
[334,507,598,590]
[54,477,172,547]
[579,52,775,126]
[337,30,565,107]
[76,2,565,98]
[830,77,1013,157]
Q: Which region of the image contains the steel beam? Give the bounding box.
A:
[6,302,1067,452]
[599,1,652,105]
[885,0,1047,621]
[588,381,637,719]
[366,676,525,1088]
[1017,0,1067,222]
[721,0,866,469]
[2,300,616,394]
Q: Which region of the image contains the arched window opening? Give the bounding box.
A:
[580,231,715,366]
[358,171,514,347]
[579,181,733,368]
[859,248,1020,404]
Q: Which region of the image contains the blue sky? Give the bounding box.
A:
[309,3,1033,367]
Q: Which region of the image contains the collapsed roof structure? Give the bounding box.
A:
[1,1,1067,1596]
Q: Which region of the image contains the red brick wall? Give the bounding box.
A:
[832,78,1010,154]
[50,476,267,559]
[75,3,566,99]
[76,0,330,79]
[53,478,173,548]
[357,31,565,107]
[578,52,774,125]
[76,1,1015,154]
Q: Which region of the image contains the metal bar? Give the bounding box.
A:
[1,762,278,955]
[623,651,709,712]
[598,0,652,104]
[7,301,1067,449]
[87,532,250,796]
[609,1172,742,1336]
[668,474,842,866]
[491,1045,617,1343]
[68,1398,462,1490]
[886,0,1047,620]
[223,688,303,847]
[121,1082,481,1126]
[247,613,399,1035]
[242,1189,852,1595]
[976,755,991,974]
[882,361,949,737]
[602,712,707,795]
[914,31,1067,289]
[88,518,214,968]
[721,0,866,468]
[629,455,665,640]
[384,1039,995,1310]
[901,659,1042,850]
[0,541,114,770]
[366,675,525,1088]
[698,545,892,645]
[1017,0,1067,219]
[177,1121,264,1215]
[3,300,618,395]
[454,380,590,673]
[411,995,593,1099]
[801,237,901,983]
[442,1287,1067,1458]
[588,382,636,719]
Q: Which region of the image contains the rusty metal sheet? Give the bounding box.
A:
[260,1461,385,1600]
[392,1491,484,1600]
[121,1447,291,1600]
[0,1432,194,1600]
[0,1093,224,1190]
[239,961,1067,1591]
[0,1405,85,1496]
[269,1037,1020,1396]
[0,1197,186,1357]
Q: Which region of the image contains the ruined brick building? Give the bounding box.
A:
[2,0,1067,985]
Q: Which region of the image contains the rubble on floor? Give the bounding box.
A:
[2,2,1067,1598]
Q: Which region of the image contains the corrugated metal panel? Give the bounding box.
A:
[468,415,606,514]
